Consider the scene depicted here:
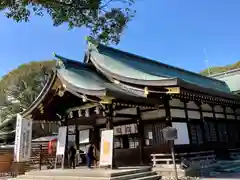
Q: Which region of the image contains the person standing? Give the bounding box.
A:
[87,142,94,169]
[69,145,76,169]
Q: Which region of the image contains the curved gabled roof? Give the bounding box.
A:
[22,54,156,118]
[86,44,231,93]
[55,54,152,101]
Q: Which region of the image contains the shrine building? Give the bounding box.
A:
[21,43,240,166]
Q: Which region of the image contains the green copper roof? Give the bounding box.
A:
[87,44,230,93]
[58,66,106,92]
[55,54,150,100]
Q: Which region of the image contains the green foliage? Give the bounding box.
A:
[0,0,135,44]
[0,60,55,142]
[0,60,55,108]
[200,61,240,76]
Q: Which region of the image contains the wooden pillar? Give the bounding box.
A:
[105,104,116,168]
[137,107,144,165]
[61,116,69,168]
[75,125,79,150]
[233,107,238,121]
[212,105,220,142]
[183,100,192,144]
[197,102,207,144]
[164,95,172,152]
[164,95,171,125]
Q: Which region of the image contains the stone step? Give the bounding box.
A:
[16,175,108,180]
[15,171,158,180]
[112,171,157,180]
[130,175,160,180]
[8,176,161,180]
[24,167,152,178]
[9,167,159,180]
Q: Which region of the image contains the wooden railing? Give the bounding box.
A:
[30,143,56,169]
[0,142,56,177]
[151,150,216,168]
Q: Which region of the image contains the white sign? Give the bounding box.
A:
[14,114,32,162]
[172,122,190,145]
[148,132,153,140]
[114,124,138,135]
[56,126,67,155]
[79,129,90,144]
[99,130,114,167]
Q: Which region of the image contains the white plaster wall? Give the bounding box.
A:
[187,101,199,109]
[201,104,212,111]
[96,117,130,124]
[215,113,225,118]
[170,109,186,118]
[225,107,234,114]
[203,112,213,118]
[116,108,137,115]
[227,115,235,119]
[169,98,184,107]
[79,129,90,144]
[214,105,224,113]
[141,109,166,120]
[188,110,200,119]
[172,122,190,145]
[236,109,240,115]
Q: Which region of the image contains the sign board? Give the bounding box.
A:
[162,126,178,141]
[99,130,114,167]
[172,122,190,145]
[56,126,67,155]
[14,114,32,162]
[79,129,90,144]
[114,124,138,135]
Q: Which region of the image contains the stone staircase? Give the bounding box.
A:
[8,167,160,180]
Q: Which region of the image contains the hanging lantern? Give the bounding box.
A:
[85,109,89,117]
[69,111,73,118]
[78,109,82,117]
[95,106,100,114]
[82,96,87,102]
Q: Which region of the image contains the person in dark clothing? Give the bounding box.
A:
[69,145,76,169]
[87,142,94,169]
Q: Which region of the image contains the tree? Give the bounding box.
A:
[0,60,56,143]
[200,61,240,76]
[0,0,135,44]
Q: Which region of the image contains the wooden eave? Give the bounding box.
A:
[21,70,58,118]
[177,79,240,101]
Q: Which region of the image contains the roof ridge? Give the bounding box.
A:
[54,53,96,71]
[96,44,227,85]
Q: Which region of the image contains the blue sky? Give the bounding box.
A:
[1,0,240,77]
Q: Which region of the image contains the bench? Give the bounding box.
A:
[151,154,180,167]
[151,150,216,168]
